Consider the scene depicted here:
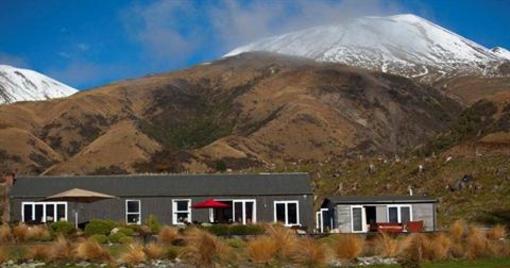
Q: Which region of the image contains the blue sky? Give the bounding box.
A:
[0,0,509,90]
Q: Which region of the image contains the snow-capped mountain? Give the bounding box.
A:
[226,14,508,82]
[0,64,77,104]
[491,47,510,61]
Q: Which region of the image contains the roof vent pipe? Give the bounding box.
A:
[408,186,413,196]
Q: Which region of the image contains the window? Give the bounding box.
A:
[126,200,141,224]
[172,199,191,225]
[387,205,412,224]
[274,201,300,226]
[22,202,67,223]
[211,199,256,225]
[351,206,364,232]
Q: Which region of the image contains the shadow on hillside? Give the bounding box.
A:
[474,209,510,225]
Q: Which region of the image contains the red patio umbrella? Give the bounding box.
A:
[192,199,230,209]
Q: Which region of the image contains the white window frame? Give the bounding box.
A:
[350,205,367,233]
[21,202,68,223]
[316,208,329,233]
[214,199,257,225]
[172,199,192,225]
[125,200,141,224]
[274,200,300,227]
[387,205,413,224]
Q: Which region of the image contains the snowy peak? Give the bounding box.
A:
[226,14,506,82]
[491,47,510,61]
[0,65,77,104]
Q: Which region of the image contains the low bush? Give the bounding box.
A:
[466,225,489,260]
[27,225,51,241]
[265,224,298,259]
[449,219,466,242]
[90,234,109,244]
[375,232,399,257]
[145,214,162,233]
[49,221,75,237]
[114,226,134,236]
[333,234,364,261]
[108,232,127,244]
[487,224,507,240]
[247,236,278,264]
[27,244,52,262]
[204,224,265,236]
[12,223,29,242]
[84,219,118,236]
[0,246,7,264]
[165,247,179,260]
[50,235,73,262]
[182,228,229,267]
[292,237,326,267]
[119,235,134,244]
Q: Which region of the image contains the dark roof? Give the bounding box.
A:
[324,195,437,205]
[10,173,312,198]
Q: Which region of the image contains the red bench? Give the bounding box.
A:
[375,220,424,233]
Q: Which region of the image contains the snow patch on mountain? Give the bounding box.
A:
[491,47,510,61]
[0,65,78,104]
[226,14,507,82]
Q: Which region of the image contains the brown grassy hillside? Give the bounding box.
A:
[0,52,461,175]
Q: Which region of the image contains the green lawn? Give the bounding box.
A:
[371,258,510,268]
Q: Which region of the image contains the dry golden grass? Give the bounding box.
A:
[333,234,364,261]
[27,244,53,262]
[12,223,29,242]
[74,238,112,262]
[399,233,427,266]
[265,224,298,259]
[465,225,489,260]
[0,224,12,242]
[27,225,50,241]
[0,246,8,264]
[246,236,279,264]
[487,224,507,240]
[292,237,326,267]
[144,242,165,260]
[50,235,74,262]
[426,233,452,261]
[182,228,229,267]
[158,226,179,244]
[374,232,400,257]
[449,219,466,242]
[120,243,146,265]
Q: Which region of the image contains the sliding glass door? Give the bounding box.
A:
[213,199,256,225]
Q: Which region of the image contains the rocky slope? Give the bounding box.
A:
[0,52,461,175]
[0,65,77,104]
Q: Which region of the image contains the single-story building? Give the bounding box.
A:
[317,196,437,233]
[8,173,313,230]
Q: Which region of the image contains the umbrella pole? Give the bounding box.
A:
[74,210,78,229]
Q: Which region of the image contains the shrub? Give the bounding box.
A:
[12,223,29,242]
[90,234,109,244]
[375,232,399,257]
[27,225,51,241]
[246,236,278,264]
[165,247,179,260]
[50,235,73,262]
[145,214,162,233]
[226,237,246,249]
[292,237,326,267]
[487,224,507,240]
[229,224,265,235]
[399,234,426,268]
[0,224,12,242]
[182,228,229,267]
[119,236,134,244]
[27,244,52,262]
[108,232,127,244]
[204,224,230,236]
[144,242,165,260]
[158,226,179,244]
[114,226,134,236]
[0,246,7,264]
[120,243,146,265]
[74,238,112,262]
[333,234,364,261]
[426,233,451,261]
[49,221,75,236]
[84,219,118,236]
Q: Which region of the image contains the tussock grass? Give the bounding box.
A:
[333,234,364,261]
[487,224,507,240]
[449,219,466,242]
[292,237,326,267]
[246,236,278,264]
[158,226,179,244]
[265,224,298,259]
[27,244,52,262]
[375,232,400,257]
[0,224,12,242]
[427,233,452,261]
[465,225,489,260]
[144,242,165,260]
[50,235,74,262]
[74,238,112,262]
[120,243,146,265]
[0,246,8,264]
[182,228,229,267]
[12,223,29,242]
[27,225,50,241]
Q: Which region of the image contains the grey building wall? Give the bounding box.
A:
[412,203,435,231]
[11,193,314,230]
[335,205,351,233]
